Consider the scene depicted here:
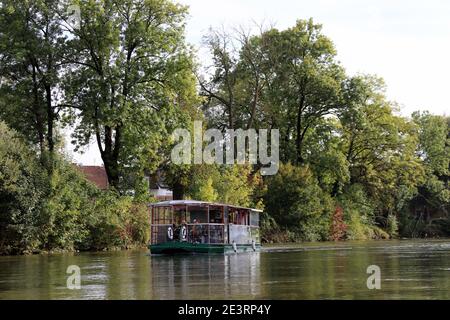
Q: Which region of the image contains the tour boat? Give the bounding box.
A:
[148,200,261,254]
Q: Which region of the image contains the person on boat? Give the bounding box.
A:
[192,219,201,243]
[173,223,180,240]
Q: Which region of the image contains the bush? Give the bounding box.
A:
[386,214,399,238]
[185,164,263,208]
[42,160,150,252]
[264,163,333,241]
[329,206,347,241]
[86,191,149,250]
[338,184,379,240]
[42,159,99,251]
[0,122,150,254]
[0,122,47,254]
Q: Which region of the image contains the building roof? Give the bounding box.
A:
[76,165,109,190]
[150,200,263,213]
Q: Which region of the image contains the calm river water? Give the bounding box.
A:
[0,239,449,299]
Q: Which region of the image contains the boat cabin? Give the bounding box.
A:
[149,200,261,254]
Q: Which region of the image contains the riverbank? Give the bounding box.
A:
[1,236,446,257]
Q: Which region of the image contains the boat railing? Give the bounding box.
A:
[228,224,260,244]
[186,223,225,244]
[151,223,259,245]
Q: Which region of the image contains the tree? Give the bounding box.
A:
[303,116,349,195]
[265,19,345,164]
[0,122,47,254]
[63,0,197,190]
[413,111,449,177]
[200,19,345,165]
[408,111,450,231]
[214,164,260,207]
[0,0,65,155]
[338,75,425,225]
[264,163,333,241]
[199,25,271,131]
[184,165,219,202]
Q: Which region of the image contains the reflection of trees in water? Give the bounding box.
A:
[2,243,450,299]
[150,253,261,299]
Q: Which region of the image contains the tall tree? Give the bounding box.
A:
[338,75,424,221]
[0,0,65,155]
[200,19,345,165]
[411,111,450,215]
[268,19,345,164]
[63,0,197,189]
[199,27,270,131]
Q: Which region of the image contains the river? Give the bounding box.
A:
[0,239,449,299]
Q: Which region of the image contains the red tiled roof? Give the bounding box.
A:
[76,166,109,190]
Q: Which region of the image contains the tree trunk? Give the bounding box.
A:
[99,125,121,189]
[296,94,305,164]
[172,181,185,200]
[32,66,45,154]
[102,155,120,189]
[45,84,54,153]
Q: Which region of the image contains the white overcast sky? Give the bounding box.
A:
[68,0,450,165]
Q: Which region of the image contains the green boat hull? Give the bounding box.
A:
[149,242,261,254]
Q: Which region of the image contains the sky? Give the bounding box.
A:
[67,0,450,165]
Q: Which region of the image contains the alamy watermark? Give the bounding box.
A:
[66,265,81,290]
[366,265,381,289]
[66,4,81,30]
[171,121,279,175]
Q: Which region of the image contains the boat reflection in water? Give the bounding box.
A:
[150,252,261,299]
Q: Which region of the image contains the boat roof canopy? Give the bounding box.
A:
[150,200,263,213]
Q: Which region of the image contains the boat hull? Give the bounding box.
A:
[149,242,261,254]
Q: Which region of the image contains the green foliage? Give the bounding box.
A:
[184,164,262,208]
[0,122,149,254]
[63,0,198,190]
[337,75,426,235]
[85,191,149,251]
[0,0,65,153]
[200,21,444,242]
[305,117,350,194]
[386,214,399,238]
[214,165,260,207]
[185,165,219,202]
[337,184,376,240]
[0,122,47,254]
[264,163,333,241]
[413,111,449,176]
[399,111,450,237]
[42,160,98,250]
[2,7,450,252]
[201,19,345,164]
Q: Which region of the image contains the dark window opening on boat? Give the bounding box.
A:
[187,205,208,224]
[209,205,224,224]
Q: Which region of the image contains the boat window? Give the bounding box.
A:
[153,206,172,224]
[209,206,224,224]
[186,205,208,224]
[173,206,187,225]
[151,225,172,244]
[228,208,238,224]
[209,225,225,243]
[188,224,208,243]
[250,211,259,226]
[228,208,249,225]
